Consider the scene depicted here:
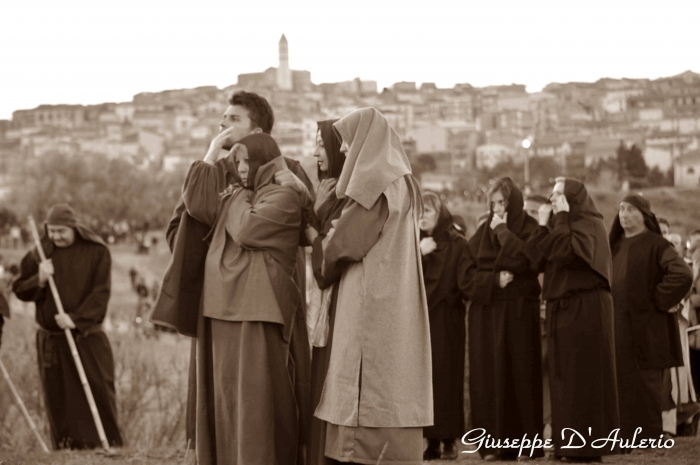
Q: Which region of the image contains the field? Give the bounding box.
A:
[1,186,700,464]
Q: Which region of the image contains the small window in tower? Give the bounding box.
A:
[689,167,696,175]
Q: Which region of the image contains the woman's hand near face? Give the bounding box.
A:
[490,212,508,230]
[538,204,553,226]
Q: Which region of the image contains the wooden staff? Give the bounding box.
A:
[28,216,111,452]
[0,357,50,453]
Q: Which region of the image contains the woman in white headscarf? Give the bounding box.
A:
[312,108,433,465]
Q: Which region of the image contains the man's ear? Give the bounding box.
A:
[251,127,263,134]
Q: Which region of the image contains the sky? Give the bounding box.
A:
[1,0,698,120]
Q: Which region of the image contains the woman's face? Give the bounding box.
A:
[550,181,566,213]
[419,205,439,232]
[313,130,329,172]
[490,190,507,217]
[233,144,250,187]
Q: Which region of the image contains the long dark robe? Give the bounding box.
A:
[13,238,123,450]
[524,181,618,458]
[611,230,692,442]
[421,202,471,440]
[467,180,543,458]
[183,134,305,465]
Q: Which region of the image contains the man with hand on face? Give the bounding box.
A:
[12,205,123,450]
[524,178,619,463]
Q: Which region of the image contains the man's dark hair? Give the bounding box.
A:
[229,91,274,134]
[658,217,670,228]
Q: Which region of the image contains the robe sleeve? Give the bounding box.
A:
[182,160,228,228]
[12,252,46,302]
[494,224,533,274]
[67,245,112,334]
[227,187,302,250]
[165,197,186,252]
[311,236,339,290]
[654,245,693,312]
[531,212,581,268]
[321,196,389,279]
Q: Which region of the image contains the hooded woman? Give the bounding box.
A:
[466,177,543,461]
[609,194,692,444]
[524,177,619,463]
[305,119,348,465]
[419,191,472,461]
[312,108,432,465]
[181,133,306,465]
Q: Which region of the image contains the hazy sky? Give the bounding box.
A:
[1,0,698,119]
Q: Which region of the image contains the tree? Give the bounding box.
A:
[411,154,437,179]
[616,142,648,180]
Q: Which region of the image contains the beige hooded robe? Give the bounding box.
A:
[314,107,433,428]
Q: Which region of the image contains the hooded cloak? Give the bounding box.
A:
[609,193,691,442]
[202,133,302,342]
[560,179,612,285]
[466,179,543,458]
[467,178,540,305]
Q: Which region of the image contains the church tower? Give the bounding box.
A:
[277,34,292,90]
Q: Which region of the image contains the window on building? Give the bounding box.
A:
[689,167,695,175]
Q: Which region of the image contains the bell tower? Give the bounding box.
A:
[277,34,292,90]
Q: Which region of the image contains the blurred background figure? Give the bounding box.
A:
[419,191,471,461]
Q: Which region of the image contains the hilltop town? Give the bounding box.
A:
[1,35,699,197]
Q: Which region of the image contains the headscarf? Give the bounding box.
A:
[224,133,282,192]
[609,193,663,247]
[332,108,418,211]
[36,204,106,258]
[561,178,612,285]
[317,119,344,181]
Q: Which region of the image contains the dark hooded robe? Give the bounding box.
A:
[524,179,619,459]
[181,134,306,465]
[307,119,350,465]
[467,178,543,459]
[420,199,472,441]
[12,204,123,450]
[609,194,692,443]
